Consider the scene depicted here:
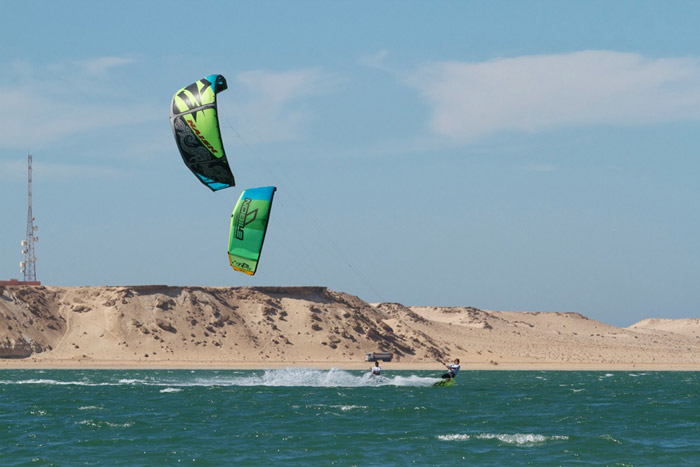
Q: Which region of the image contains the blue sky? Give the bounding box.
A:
[1,1,699,326]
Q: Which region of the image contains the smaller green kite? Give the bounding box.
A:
[228,186,277,275]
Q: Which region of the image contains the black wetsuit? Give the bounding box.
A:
[441,364,460,379]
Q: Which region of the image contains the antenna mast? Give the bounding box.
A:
[20,154,38,282]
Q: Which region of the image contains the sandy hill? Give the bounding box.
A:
[627,318,700,338]
[1,285,699,369]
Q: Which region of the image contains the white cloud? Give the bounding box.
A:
[0,159,29,181]
[44,56,134,76]
[523,164,558,172]
[0,57,159,149]
[74,56,135,75]
[359,49,391,70]
[406,50,700,141]
[229,68,341,143]
[0,159,126,182]
[1,87,156,147]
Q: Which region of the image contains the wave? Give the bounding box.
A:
[438,433,569,445]
[77,420,133,428]
[306,404,369,411]
[0,379,116,387]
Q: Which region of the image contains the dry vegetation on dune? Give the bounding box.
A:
[1,285,699,368]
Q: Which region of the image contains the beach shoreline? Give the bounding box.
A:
[2,359,699,371]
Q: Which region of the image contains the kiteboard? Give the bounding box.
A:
[433,378,456,387]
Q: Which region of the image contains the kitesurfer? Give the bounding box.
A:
[441,358,460,380]
[370,361,381,376]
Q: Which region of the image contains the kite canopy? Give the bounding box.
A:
[170,74,235,191]
[228,186,277,275]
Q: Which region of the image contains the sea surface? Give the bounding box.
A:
[0,369,698,465]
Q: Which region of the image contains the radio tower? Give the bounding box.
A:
[20,154,38,282]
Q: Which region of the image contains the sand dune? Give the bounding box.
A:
[1,285,698,370]
[627,318,700,338]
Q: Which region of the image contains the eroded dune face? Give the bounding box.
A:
[1,285,699,368]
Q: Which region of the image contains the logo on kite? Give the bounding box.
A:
[234,198,259,241]
[170,74,235,191]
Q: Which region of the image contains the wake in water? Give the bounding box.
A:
[0,368,439,388]
[197,368,438,387]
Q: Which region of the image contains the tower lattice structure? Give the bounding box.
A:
[20,154,38,282]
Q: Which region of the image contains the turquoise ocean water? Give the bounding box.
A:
[1,369,698,465]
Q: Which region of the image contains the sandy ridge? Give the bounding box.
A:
[1,285,699,370]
